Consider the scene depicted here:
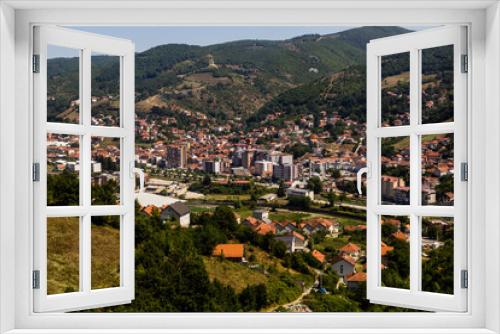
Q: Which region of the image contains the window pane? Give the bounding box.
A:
[91,137,121,205]
[381,52,410,127]
[91,216,120,289]
[47,133,80,206]
[421,45,454,124]
[421,133,454,206]
[91,53,120,126]
[421,217,454,294]
[380,215,410,290]
[47,217,80,295]
[381,137,410,205]
[47,45,80,124]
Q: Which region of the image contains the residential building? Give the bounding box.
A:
[212,244,245,262]
[166,144,188,169]
[203,159,222,174]
[346,272,367,289]
[274,231,307,252]
[273,163,298,181]
[160,201,190,228]
[332,255,356,278]
[286,187,314,200]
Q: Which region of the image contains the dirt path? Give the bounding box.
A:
[267,269,321,312]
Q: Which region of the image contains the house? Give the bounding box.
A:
[212,244,245,262]
[332,255,356,278]
[392,230,410,242]
[346,272,367,289]
[381,241,394,256]
[252,209,271,224]
[274,221,297,234]
[311,249,326,264]
[274,231,307,253]
[300,217,340,237]
[254,222,276,235]
[160,201,190,228]
[286,187,314,200]
[339,242,362,260]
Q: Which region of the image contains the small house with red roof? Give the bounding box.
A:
[212,244,245,262]
[311,249,326,264]
[339,242,362,260]
[275,231,307,253]
[346,272,367,289]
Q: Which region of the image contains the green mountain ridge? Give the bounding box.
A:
[47,26,412,124]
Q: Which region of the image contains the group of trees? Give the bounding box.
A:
[102,205,297,312]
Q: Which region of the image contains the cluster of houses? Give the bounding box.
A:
[381,134,454,205]
[241,210,340,253]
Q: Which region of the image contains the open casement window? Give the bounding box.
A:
[366,26,468,312]
[32,26,135,312]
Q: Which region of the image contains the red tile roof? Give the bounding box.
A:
[311,250,326,263]
[339,242,361,253]
[212,244,244,259]
[346,272,367,282]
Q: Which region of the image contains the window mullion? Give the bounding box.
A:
[409,48,421,293]
[81,47,92,293]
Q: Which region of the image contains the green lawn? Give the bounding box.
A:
[205,194,251,201]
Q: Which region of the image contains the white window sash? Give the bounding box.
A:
[366,25,468,312]
[32,25,135,312]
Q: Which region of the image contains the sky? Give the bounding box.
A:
[49,26,354,58]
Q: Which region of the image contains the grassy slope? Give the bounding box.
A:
[47,217,120,294]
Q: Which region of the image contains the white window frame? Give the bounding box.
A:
[32,26,135,312]
[0,1,499,333]
[366,25,468,312]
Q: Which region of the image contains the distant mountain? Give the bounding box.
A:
[47,26,412,123]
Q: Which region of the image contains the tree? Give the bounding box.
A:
[325,191,337,208]
[202,174,212,187]
[212,206,238,233]
[307,176,323,194]
[277,181,286,198]
[330,168,341,179]
[288,196,311,210]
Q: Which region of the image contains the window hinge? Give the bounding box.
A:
[32,270,40,289]
[461,162,468,182]
[32,162,40,182]
[461,54,468,73]
[32,54,40,73]
[461,269,468,289]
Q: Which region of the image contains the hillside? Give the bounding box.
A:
[47,26,411,123]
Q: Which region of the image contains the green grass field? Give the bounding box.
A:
[203,257,268,293]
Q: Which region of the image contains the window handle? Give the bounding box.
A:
[134,168,145,193]
[356,164,370,195]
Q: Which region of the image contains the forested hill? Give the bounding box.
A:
[47,26,411,123]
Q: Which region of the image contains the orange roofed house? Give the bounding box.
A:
[339,242,363,260]
[212,244,245,262]
[346,272,367,289]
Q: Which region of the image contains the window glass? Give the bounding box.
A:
[47,45,80,124]
[47,133,80,206]
[421,216,454,294]
[421,134,454,206]
[47,217,80,294]
[421,45,454,124]
[381,137,410,205]
[381,52,410,127]
[380,216,410,290]
[91,137,121,205]
[91,216,121,289]
[91,53,121,127]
